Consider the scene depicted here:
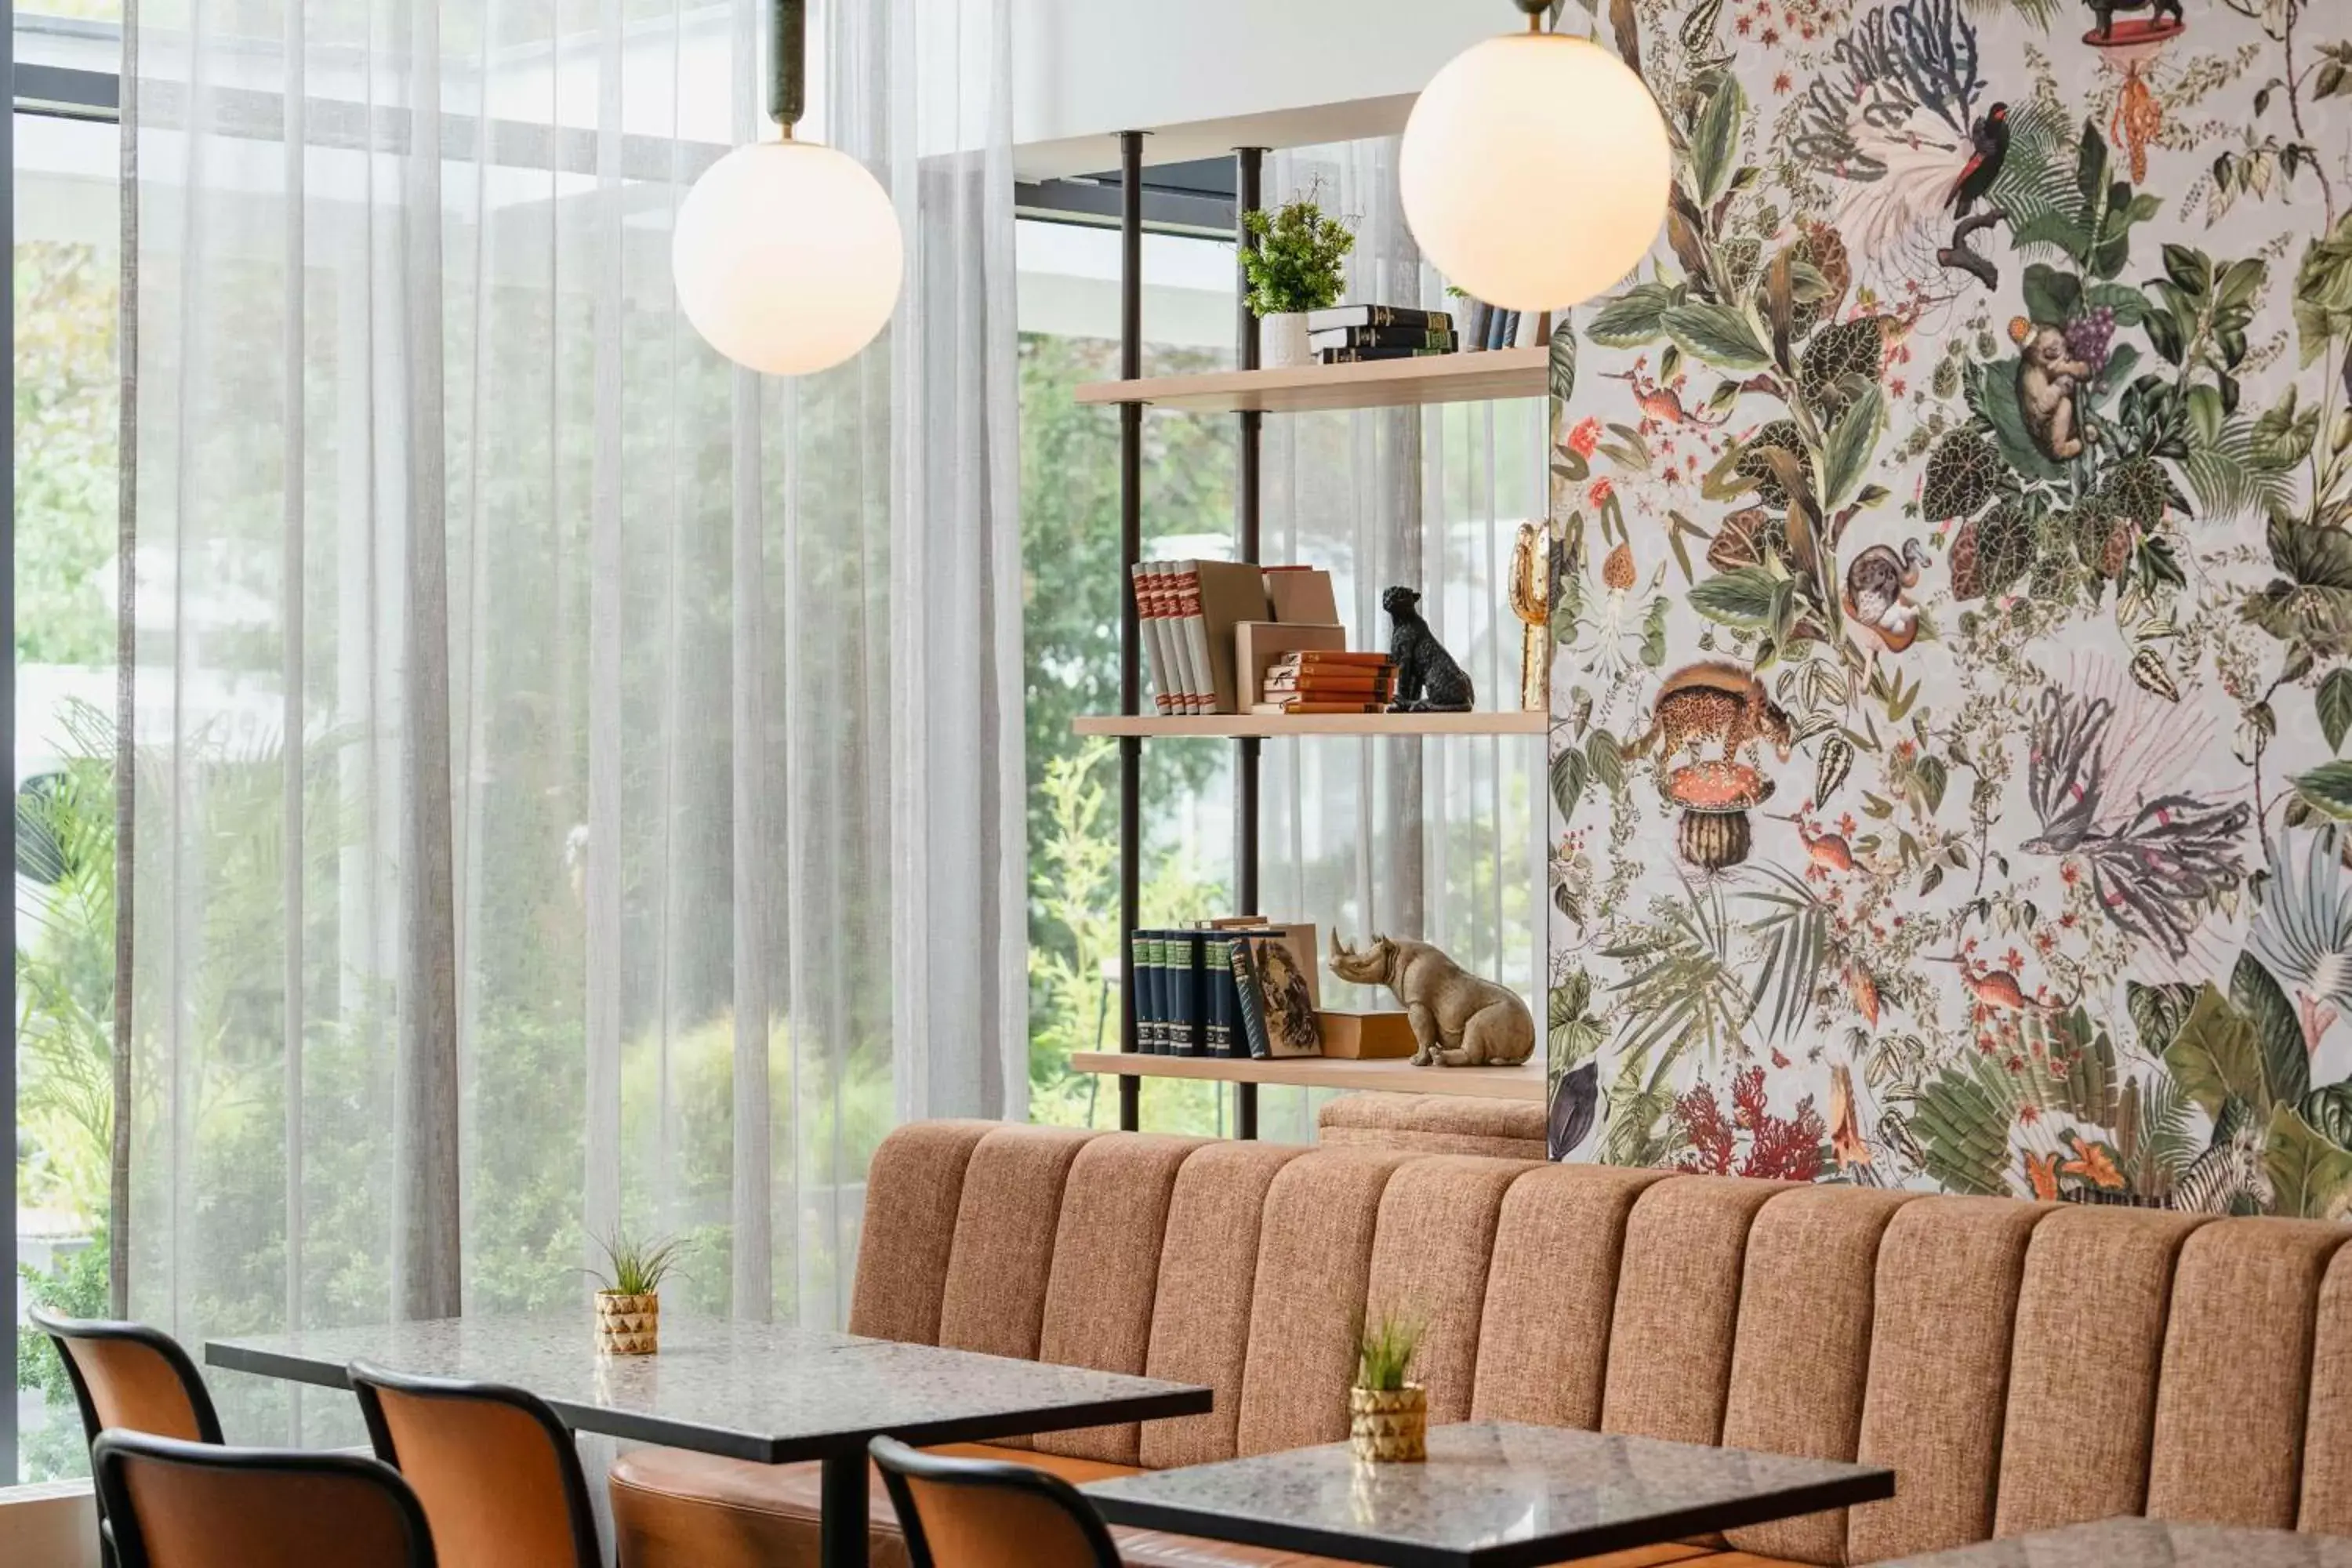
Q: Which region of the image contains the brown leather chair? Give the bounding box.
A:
[871,1436,1121,1568]
[349,1359,601,1568]
[29,1305,226,1451]
[90,1428,436,1568]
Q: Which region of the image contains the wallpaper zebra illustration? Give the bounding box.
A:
[1544,0,2352,1217]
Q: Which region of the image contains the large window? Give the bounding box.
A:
[1016,216,1243,1135]
[13,37,125,1483]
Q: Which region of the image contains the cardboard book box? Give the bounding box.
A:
[1316,1011,1417,1059]
[1234,622,1348,708]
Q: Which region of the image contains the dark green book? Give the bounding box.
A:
[1307,325,1457,353]
[1171,931,1207,1056]
[1229,937,1271,1059]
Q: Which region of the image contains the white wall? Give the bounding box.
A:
[1010,0,1499,176]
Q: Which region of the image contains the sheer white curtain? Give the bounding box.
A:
[1256,139,1548,1143]
[122,0,1020,1443]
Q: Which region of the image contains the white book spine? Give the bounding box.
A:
[1131,562,1168,713]
[1181,571,1216,714]
[1164,562,1196,714]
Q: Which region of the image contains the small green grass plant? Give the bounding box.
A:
[1354,1308,1424,1392]
[590,1229,685,1297]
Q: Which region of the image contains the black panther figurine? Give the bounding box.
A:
[2085,0,2180,38]
[1382,586,1475,713]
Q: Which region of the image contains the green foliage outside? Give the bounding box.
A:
[14,241,117,666]
[1017,331,1240,1134]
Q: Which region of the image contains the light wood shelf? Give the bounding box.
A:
[1073,711,1545,739]
[1069,1051,1544,1102]
[1075,346,1547,415]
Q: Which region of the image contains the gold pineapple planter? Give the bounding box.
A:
[1349,1384,1427,1463]
[595,1290,661,1356]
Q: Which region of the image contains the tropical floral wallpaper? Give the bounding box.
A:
[1543,0,2352,1218]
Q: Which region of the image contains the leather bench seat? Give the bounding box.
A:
[607,1443,1779,1568]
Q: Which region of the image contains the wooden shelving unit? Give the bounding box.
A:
[1071,1052,1543,1102]
[1075,711,1545,739]
[1098,140,1546,1142]
[1076,346,1546,415]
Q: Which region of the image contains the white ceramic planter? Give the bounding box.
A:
[1261,312,1312,369]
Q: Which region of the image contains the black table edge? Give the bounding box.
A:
[205,1338,1210,1465]
[1083,1464,1895,1568]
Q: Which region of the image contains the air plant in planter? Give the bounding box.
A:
[1242,185,1355,369]
[1349,1309,1426,1462]
[590,1231,684,1356]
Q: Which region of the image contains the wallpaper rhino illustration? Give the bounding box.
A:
[1544,0,2352,1218]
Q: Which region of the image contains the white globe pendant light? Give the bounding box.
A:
[673,0,903,376]
[1398,0,1671,313]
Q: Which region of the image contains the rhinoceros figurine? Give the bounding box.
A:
[1327,933,1536,1067]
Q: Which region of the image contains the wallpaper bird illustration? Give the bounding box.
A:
[1544,0,2352,1218]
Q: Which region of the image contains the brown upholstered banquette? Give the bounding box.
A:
[1316,1093,1547,1160]
[606,1120,2352,1568]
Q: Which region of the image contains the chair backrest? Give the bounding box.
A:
[91,1430,435,1568]
[348,1359,601,1568]
[30,1305,225,1450]
[871,1436,1122,1568]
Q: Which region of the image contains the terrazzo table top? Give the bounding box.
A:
[1881,1518,2352,1566]
[206,1313,1210,1464]
[1081,1420,1893,1568]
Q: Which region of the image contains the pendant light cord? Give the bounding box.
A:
[771,0,805,136]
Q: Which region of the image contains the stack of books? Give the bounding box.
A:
[1252,649,1396,714]
[1307,305,1454,365]
[1134,563,1342,716]
[1129,920,1321,1058]
[1131,559,1269,714]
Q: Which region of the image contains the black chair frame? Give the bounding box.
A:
[90,1428,437,1568]
[870,1435,1124,1568]
[28,1304,227,1450]
[348,1358,604,1568]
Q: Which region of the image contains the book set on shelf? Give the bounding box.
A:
[1255,650,1396,715]
[1130,918,1416,1063]
[1133,561,1365,716]
[1306,303,1544,365]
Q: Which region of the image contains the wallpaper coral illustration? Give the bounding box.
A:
[1543,0,2352,1218]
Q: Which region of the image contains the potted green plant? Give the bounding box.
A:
[590,1230,684,1356]
[1349,1308,1426,1462]
[1242,186,1355,368]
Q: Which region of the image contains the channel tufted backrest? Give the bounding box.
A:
[1030,1134,1210,1465]
[1847,1196,2046,1562]
[1233,1148,1416,1455]
[847,1123,2352,1568]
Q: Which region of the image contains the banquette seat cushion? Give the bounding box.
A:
[605,1120,2352,1568]
[1315,1093,1547,1160]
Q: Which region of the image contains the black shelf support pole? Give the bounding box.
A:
[1234,147,1265,1142]
[1117,129,1145,1134]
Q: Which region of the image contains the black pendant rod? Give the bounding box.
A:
[770,0,805,132]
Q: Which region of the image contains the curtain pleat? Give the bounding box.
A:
[125,0,1022,1443]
